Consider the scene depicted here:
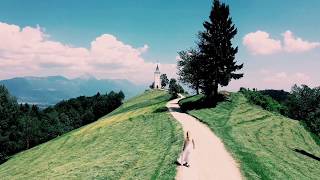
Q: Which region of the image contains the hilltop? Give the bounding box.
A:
[0,90,183,179]
[180,93,320,179]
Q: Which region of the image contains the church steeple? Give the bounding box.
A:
[154,64,161,89]
[155,64,160,73]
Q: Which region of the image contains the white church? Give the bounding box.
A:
[154,64,161,89]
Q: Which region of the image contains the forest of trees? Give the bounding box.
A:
[0,85,124,163]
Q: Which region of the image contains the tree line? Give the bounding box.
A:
[0,85,124,163]
[241,85,320,137]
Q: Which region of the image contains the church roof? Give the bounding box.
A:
[155,64,160,72]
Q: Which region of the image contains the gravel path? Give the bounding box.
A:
[166,95,242,180]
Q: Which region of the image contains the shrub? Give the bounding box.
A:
[240,88,285,114]
[179,93,225,112]
[286,85,320,136]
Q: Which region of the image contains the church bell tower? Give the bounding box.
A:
[154,64,161,89]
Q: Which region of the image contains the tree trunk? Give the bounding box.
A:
[208,83,219,105]
[195,80,200,95]
[26,138,30,149]
[213,83,218,99]
[196,84,199,95]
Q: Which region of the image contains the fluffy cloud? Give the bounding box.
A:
[283,31,320,53]
[0,22,176,84]
[243,31,282,55]
[243,30,320,55]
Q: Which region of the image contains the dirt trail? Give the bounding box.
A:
[167,95,242,180]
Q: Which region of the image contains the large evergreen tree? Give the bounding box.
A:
[198,0,243,100]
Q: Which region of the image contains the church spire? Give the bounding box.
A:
[154,64,161,89]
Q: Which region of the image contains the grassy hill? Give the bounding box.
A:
[0,90,183,179]
[180,93,320,179]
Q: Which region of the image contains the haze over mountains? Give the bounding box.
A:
[0,75,145,108]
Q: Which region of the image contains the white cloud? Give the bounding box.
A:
[0,22,176,84]
[283,30,320,52]
[243,30,320,55]
[243,31,282,55]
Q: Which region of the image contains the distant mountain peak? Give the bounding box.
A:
[24,75,67,81]
[0,75,145,107]
[76,73,96,80]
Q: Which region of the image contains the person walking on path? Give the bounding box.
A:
[178,131,195,167]
[168,95,241,179]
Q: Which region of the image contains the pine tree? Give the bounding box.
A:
[198,0,243,100]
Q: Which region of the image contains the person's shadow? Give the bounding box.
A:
[174,161,182,166]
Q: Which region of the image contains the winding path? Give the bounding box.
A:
[167,95,242,180]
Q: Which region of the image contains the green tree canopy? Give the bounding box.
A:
[168,78,184,99]
[286,85,320,136]
[177,49,202,94]
[160,74,169,88]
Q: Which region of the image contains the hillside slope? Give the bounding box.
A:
[183,93,320,179]
[0,90,183,179]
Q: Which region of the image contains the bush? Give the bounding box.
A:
[168,78,184,99]
[179,95,204,112]
[286,85,320,136]
[179,93,225,112]
[260,89,290,103]
[240,88,285,114]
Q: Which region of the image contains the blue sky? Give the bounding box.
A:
[0,0,213,62]
[0,0,319,90]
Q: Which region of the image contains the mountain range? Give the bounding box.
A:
[0,75,145,108]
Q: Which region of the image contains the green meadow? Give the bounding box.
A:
[0,90,183,179]
[181,93,320,179]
